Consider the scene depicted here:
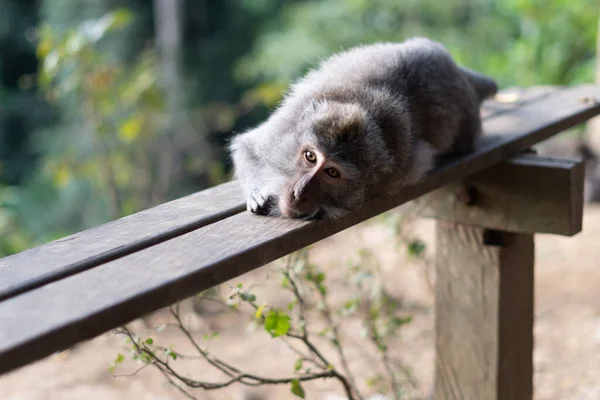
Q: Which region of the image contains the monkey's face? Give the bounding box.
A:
[276,100,392,220]
[277,145,364,219]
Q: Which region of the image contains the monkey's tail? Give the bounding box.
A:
[460,67,498,102]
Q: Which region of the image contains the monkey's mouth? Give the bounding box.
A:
[288,208,323,220]
[278,195,322,220]
[279,204,323,220]
[297,209,326,220]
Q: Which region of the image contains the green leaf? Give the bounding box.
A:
[203,331,220,340]
[342,298,359,315]
[315,272,326,284]
[317,284,327,296]
[64,32,86,56]
[78,9,133,44]
[42,50,60,83]
[116,353,125,363]
[240,291,257,302]
[145,338,154,345]
[408,240,426,257]
[294,358,303,372]
[391,316,413,327]
[318,327,330,336]
[119,114,143,143]
[290,379,305,398]
[52,163,72,188]
[37,33,54,60]
[255,304,266,319]
[111,8,134,30]
[264,310,291,337]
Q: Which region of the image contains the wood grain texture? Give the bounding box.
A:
[480,85,559,119]
[0,85,587,304]
[0,181,244,301]
[434,223,534,400]
[0,84,598,375]
[402,153,585,236]
[0,86,566,302]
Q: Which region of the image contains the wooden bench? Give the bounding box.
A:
[1,85,600,400]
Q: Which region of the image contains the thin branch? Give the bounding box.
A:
[282,268,308,338]
[168,306,242,379]
[389,355,419,389]
[280,336,327,369]
[285,332,330,368]
[365,300,401,400]
[318,296,363,400]
[287,255,363,400]
[381,347,401,400]
[115,250,361,400]
[180,284,357,399]
[156,363,198,400]
[123,324,340,390]
[167,307,350,394]
[112,363,151,377]
[83,91,122,220]
[154,345,206,360]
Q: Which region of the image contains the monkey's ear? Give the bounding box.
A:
[310,99,319,110]
[337,104,367,134]
[313,102,367,139]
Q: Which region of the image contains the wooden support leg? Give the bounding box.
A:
[434,222,534,400]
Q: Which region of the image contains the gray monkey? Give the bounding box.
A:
[229,37,497,220]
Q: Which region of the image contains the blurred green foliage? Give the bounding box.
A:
[239,0,597,88]
[0,0,598,256]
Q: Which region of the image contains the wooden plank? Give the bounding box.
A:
[0,84,598,375]
[481,85,559,119]
[0,181,244,301]
[0,85,567,302]
[402,154,585,236]
[0,84,578,303]
[434,223,534,400]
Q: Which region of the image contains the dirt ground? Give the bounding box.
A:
[1,205,600,400]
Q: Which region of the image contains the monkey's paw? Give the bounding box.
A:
[247,190,276,215]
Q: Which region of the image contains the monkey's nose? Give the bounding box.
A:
[292,189,306,204]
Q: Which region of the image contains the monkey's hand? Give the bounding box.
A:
[247,189,277,216]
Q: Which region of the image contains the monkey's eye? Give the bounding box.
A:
[325,167,340,178]
[304,150,317,163]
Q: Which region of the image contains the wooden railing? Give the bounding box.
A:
[1,84,600,400]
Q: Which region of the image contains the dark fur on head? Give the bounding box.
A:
[229,37,497,219]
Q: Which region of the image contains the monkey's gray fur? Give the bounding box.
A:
[229,37,497,220]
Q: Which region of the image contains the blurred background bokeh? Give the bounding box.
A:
[1,1,599,400]
[0,0,598,256]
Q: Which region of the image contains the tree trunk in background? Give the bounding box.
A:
[153,0,184,116]
[152,0,185,202]
[152,0,213,199]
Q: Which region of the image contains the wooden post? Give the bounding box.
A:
[435,224,534,400]
[422,154,585,400]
